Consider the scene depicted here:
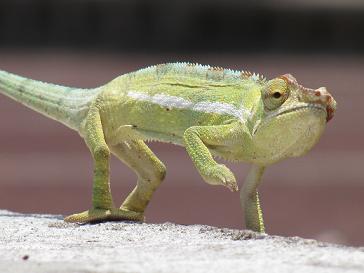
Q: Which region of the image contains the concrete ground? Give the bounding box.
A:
[0,210,363,273]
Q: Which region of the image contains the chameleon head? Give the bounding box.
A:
[252,74,337,163]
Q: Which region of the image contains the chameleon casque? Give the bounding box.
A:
[0,63,336,232]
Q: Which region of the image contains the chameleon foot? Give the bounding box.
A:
[64,208,144,223]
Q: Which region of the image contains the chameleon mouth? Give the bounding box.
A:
[274,104,326,119]
[253,104,326,136]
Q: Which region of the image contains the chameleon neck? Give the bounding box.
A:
[0,70,101,130]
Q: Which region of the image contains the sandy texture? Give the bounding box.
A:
[0,210,363,273]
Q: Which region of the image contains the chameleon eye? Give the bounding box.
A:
[262,79,289,110]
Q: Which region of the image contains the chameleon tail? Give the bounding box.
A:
[0,70,101,130]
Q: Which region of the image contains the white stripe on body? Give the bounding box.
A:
[127,91,251,121]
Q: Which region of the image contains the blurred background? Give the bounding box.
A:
[0,0,363,246]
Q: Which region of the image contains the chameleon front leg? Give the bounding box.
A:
[240,165,266,233]
[183,123,243,192]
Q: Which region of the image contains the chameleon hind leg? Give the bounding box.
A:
[64,108,142,223]
[110,140,166,218]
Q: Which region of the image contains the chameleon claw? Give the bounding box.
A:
[202,164,237,192]
[227,181,239,192]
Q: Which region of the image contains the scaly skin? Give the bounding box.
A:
[0,63,336,232]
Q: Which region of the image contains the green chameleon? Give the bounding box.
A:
[0,63,336,232]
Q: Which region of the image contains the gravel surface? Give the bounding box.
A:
[0,210,363,273]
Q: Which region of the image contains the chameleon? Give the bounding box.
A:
[0,63,336,232]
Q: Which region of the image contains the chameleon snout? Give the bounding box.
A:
[300,86,336,122]
[316,87,336,122]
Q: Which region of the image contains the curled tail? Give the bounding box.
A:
[0,70,101,130]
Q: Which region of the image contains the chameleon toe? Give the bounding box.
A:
[64,209,111,223]
[110,208,145,222]
[64,208,145,223]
